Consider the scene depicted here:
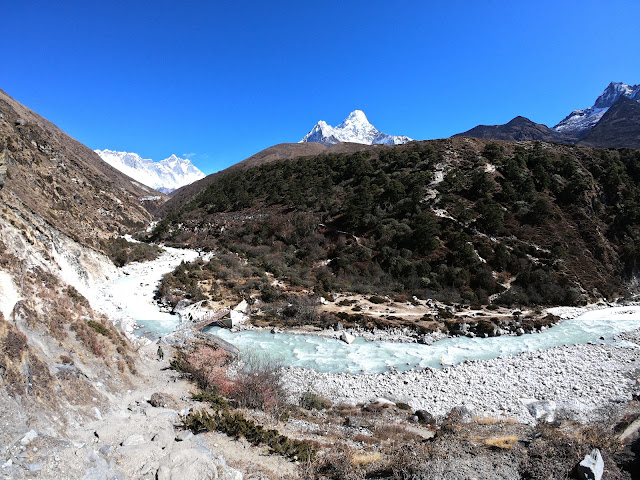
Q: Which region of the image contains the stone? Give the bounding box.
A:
[175,431,193,442]
[523,399,556,423]
[121,434,145,446]
[20,430,38,446]
[152,428,175,448]
[149,392,179,409]
[576,448,604,480]
[27,463,42,472]
[415,409,436,425]
[448,405,473,422]
[340,332,356,344]
[156,465,171,480]
[363,398,396,411]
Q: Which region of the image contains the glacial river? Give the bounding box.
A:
[119,248,640,374]
[202,306,640,373]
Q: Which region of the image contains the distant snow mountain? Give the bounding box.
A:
[300,110,412,146]
[554,82,640,135]
[94,149,205,193]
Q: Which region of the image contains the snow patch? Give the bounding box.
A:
[0,271,21,320]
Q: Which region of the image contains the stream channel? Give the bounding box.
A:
[115,248,640,374]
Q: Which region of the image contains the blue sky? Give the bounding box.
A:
[2,1,639,174]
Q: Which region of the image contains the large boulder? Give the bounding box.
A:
[523,399,557,423]
[576,448,604,480]
[340,331,356,344]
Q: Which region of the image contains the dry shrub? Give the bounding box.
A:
[484,435,519,449]
[233,351,286,413]
[301,444,365,480]
[172,343,234,394]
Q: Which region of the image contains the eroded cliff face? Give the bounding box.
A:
[0,90,156,449]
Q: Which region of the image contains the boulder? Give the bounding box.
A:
[121,434,145,447]
[340,332,356,344]
[149,392,179,409]
[523,399,556,423]
[415,410,436,425]
[576,448,604,480]
[363,398,396,412]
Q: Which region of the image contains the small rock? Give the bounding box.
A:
[121,434,145,446]
[156,465,171,480]
[27,463,42,472]
[98,445,112,457]
[175,431,193,442]
[363,398,396,411]
[92,407,102,420]
[415,409,436,425]
[20,430,38,446]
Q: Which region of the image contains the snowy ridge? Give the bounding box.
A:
[300,110,412,146]
[554,82,640,135]
[95,149,205,193]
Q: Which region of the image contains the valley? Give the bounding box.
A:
[2,84,640,479]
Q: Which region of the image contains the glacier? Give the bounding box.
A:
[95,149,205,193]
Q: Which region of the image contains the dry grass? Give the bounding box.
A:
[351,452,382,466]
[484,435,519,449]
[474,415,518,425]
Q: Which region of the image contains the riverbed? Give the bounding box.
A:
[205,305,640,373]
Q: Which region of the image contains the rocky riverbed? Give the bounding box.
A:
[281,327,640,424]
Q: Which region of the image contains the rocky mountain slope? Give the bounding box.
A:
[0,89,176,476]
[577,95,640,149]
[457,81,640,148]
[0,89,162,246]
[152,137,640,307]
[95,149,205,193]
[300,109,412,146]
[554,81,640,136]
[454,116,574,143]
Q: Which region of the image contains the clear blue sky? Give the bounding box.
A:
[2,0,639,174]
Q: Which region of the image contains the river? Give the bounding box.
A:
[111,248,640,374]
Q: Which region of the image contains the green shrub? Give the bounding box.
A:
[299,392,332,410]
[87,320,111,337]
[368,295,386,304]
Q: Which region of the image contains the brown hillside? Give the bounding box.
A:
[0,89,164,247]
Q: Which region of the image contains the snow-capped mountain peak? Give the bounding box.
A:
[94,149,205,193]
[300,110,412,146]
[554,81,640,135]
